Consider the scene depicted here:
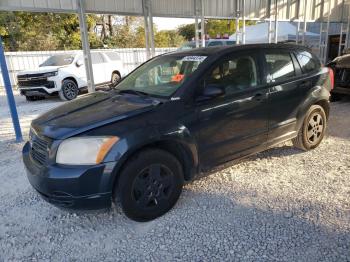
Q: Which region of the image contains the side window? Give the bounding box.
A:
[105,52,121,61]
[225,41,235,46]
[206,54,258,95]
[207,41,223,47]
[91,53,104,64]
[265,52,295,82]
[297,51,319,73]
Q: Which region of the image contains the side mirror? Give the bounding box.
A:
[76,60,83,67]
[196,84,225,102]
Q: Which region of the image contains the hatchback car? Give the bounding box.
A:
[18,51,125,101]
[23,44,333,221]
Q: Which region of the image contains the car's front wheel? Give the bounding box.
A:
[59,79,79,101]
[110,72,121,88]
[115,148,184,222]
[292,105,327,151]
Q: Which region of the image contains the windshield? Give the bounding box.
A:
[40,54,75,67]
[116,55,207,98]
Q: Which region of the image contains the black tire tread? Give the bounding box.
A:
[115,148,184,222]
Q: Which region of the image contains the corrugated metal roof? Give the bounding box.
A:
[0,0,349,22]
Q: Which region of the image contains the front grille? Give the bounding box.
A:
[30,134,49,165]
[18,73,47,79]
[18,79,55,88]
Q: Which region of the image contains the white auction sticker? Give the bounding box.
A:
[181,56,207,62]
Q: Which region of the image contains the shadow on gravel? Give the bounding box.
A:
[2,187,348,261]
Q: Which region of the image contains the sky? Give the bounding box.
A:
[153,17,194,31]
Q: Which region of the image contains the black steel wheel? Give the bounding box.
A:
[59,79,78,101]
[115,148,183,222]
[292,105,327,151]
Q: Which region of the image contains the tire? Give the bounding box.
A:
[110,72,121,88]
[59,79,79,101]
[292,105,327,151]
[115,148,184,222]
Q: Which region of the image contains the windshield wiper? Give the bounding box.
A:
[118,89,150,97]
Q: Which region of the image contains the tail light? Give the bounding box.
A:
[328,67,334,90]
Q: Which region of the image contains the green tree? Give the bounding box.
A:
[155,30,185,47]
[0,11,103,51]
[177,19,256,41]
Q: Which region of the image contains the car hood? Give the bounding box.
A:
[17,66,66,76]
[31,92,160,139]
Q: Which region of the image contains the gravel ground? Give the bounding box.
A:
[0,90,350,261]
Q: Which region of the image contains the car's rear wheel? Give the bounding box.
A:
[115,148,184,222]
[292,105,327,151]
[59,79,78,101]
[111,72,121,88]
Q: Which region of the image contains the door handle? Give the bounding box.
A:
[300,80,311,88]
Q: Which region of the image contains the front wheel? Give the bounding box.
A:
[115,149,184,222]
[110,72,121,88]
[59,79,79,101]
[292,105,327,151]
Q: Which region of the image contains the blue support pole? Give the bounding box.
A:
[0,36,23,142]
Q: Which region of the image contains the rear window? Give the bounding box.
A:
[297,51,319,73]
[264,52,295,82]
[105,52,121,61]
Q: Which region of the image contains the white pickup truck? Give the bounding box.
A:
[17,51,125,101]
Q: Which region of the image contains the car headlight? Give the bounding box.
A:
[43,71,58,77]
[56,136,119,165]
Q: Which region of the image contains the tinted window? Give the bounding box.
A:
[91,53,104,64]
[297,51,319,73]
[225,41,235,46]
[206,54,258,94]
[105,52,121,61]
[40,54,74,67]
[207,41,223,47]
[265,53,295,82]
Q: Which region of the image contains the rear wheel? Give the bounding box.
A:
[115,148,184,222]
[292,105,327,151]
[59,79,78,101]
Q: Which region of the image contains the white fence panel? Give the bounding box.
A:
[0,48,177,88]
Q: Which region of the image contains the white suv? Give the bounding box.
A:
[17,51,125,101]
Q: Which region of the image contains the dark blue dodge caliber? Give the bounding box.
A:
[23,44,333,221]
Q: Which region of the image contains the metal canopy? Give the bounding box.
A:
[1,0,350,22]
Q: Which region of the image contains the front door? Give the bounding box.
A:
[194,51,269,169]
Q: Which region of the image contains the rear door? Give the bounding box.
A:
[91,52,107,84]
[262,49,305,146]
[194,51,269,168]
